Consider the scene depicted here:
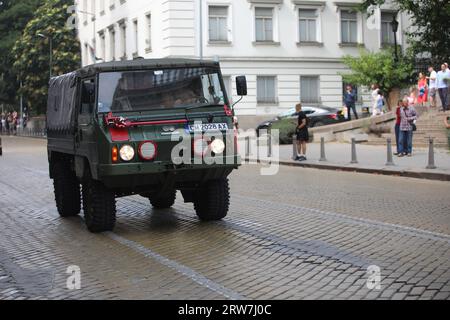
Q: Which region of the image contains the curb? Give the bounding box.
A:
[245,158,450,182]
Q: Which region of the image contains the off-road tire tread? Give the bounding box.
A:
[53,160,81,217]
[194,178,230,221]
[82,180,116,232]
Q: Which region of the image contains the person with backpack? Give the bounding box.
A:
[294,103,309,161]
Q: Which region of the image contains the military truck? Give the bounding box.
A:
[46,59,247,232]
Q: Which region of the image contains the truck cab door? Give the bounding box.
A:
[75,78,96,155]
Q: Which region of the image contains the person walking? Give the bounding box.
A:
[0,113,4,134]
[371,84,379,116]
[343,85,358,120]
[294,103,309,161]
[437,64,450,111]
[398,97,417,157]
[417,72,428,106]
[427,66,437,107]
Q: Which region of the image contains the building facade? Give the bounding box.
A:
[76,0,408,125]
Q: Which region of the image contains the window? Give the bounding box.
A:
[81,79,95,114]
[257,76,276,104]
[381,12,395,45]
[208,6,228,42]
[99,32,106,61]
[109,28,116,61]
[300,76,319,104]
[84,43,89,65]
[145,14,152,51]
[98,69,226,113]
[120,23,127,59]
[299,9,317,42]
[133,20,138,54]
[255,8,273,42]
[110,0,115,10]
[341,10,357,43]
[100,0,105,13]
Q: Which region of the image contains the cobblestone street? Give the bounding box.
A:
[0,136,449,300]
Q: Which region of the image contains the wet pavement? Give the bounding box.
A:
[0,136,449,300]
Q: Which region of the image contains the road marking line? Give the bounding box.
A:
[106,232,245,300]
[234,195,450,244]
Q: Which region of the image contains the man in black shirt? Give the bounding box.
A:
[343,85,358,120]
[295,103,309,161]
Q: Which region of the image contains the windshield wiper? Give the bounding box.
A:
[185,103,223,111]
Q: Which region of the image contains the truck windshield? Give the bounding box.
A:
[97,68,226,113]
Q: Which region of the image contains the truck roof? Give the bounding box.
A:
[75,58,221,78]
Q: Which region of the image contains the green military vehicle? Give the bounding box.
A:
[46,59,247,232]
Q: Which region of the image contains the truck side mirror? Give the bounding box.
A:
[236,76,247,96]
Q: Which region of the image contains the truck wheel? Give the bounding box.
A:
[194,178,230,221]
[53,160,81,217]
[82,179,116,232]
[150,190,176,209]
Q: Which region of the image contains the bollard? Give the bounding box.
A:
[245,136,250,158]
[385,137,395,166]
[267,129,272,158]
[350,138,358,164]
[292,134,297,160]
[0,137,2,156]
[426,137,436,169]
[319,137,327,161]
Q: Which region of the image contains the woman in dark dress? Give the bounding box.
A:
[295,103,309,161]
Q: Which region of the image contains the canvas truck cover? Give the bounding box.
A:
[46,71,78,133]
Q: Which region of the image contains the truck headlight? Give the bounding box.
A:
[210,139,225,154]
[119,145,135,161]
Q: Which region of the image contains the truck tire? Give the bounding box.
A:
[53,160,81,217]
[194,178,230,221]
[150,190,176,209]
[82,179,116,232]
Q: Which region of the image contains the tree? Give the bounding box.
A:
[360,0,450,64]
[0,0,40,109]
[341,49,414,108]
[12,0,80,115]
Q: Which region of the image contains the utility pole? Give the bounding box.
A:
[20,80,23,129]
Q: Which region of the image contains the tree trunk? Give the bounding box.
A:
[387,87,401,111]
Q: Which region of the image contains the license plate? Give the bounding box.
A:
[188,123,229,132]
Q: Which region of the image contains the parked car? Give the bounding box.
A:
[256,105,346,143]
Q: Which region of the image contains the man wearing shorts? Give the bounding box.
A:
[427,66,437,107]
[294,103,309,161]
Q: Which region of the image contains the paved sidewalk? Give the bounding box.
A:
[248,142,450,181]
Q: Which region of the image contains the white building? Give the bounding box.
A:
[76,0,408,126]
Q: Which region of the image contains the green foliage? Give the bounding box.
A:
[12,0,80,115]
[0,0,40,108]
[270,118,297,145]
[341,49,414,96]
[360,0,450,64]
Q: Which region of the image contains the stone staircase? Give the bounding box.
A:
[365,108,450,149]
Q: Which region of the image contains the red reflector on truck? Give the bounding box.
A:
[109,127,129,142]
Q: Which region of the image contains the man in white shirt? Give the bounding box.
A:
[427,66,437,107]
[437,64,450,111]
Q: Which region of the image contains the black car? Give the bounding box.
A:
[256,105,345,143]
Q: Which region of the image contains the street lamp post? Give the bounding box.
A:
[391,13,399,63]
[37,33,53,78]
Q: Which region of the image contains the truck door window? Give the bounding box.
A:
[81,79,95,114]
